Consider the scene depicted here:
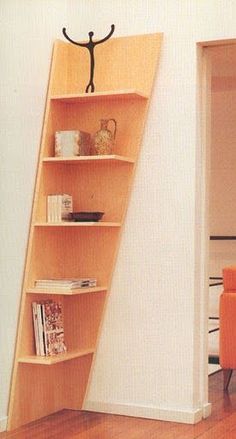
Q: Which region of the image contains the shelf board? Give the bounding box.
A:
[50,89,148,104]
[42,154,135,164]
[18,348,94,365]
[26,286,107,295]
[34,221,121,228]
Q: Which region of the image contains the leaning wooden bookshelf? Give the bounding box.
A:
[7,32,162,430]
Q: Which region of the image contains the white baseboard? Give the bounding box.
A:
[0,416,7,432]
[202,402,212,419]
[84,400,212,424]
[208,364,221,375]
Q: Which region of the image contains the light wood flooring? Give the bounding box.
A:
[2,370,236,439]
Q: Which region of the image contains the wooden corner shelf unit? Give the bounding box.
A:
[7,32,162,430]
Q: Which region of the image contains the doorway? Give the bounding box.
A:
[199,40,236,383]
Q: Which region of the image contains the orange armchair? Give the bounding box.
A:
[219,266,236,390]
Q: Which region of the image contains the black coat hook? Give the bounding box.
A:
[62,25,115,93]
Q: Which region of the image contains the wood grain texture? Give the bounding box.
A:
[50,34,162,96]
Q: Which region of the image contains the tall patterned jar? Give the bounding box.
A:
[94,118,117,155]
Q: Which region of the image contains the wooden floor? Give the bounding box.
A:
[2,370,236,439]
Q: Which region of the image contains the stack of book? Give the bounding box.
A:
[34,278,97,291]
[55,130,91,157]
[47,194,73,222]
[32,300,67,356]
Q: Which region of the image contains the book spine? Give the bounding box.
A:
[47,196,49,222]
[52,195,57,223]
[41,303,48,356]
[32,302,40,356]
[61,194,73,221]
[36,303,45,356]
[57,195,62,222]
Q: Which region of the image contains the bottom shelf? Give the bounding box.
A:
[18,348,94,365]
[9,352,93,430]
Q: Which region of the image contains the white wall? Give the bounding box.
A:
[2,0,236,429]
[0,0,67,429]
[67,0,236,422]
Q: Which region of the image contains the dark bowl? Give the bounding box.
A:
[70,211,104,222]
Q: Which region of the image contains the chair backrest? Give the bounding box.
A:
[223,266,236,291]
[220,266,236,368]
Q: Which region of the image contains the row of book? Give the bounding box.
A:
[47,194,73,223]
[32,300,67,356]
[34,278,97,291]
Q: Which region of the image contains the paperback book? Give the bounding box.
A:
[47,194,73,223]
[32,300,67,356]
[34,278,97,290]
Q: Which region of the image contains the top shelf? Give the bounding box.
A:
[50,89,148,104]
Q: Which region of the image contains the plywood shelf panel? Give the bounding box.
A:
[26,286,107,295]
[42,154,135,164]
[18,348,94,365]
[50,89,148,104]
[7,33,162,431]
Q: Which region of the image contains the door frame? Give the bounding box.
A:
[196,38,236,414]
